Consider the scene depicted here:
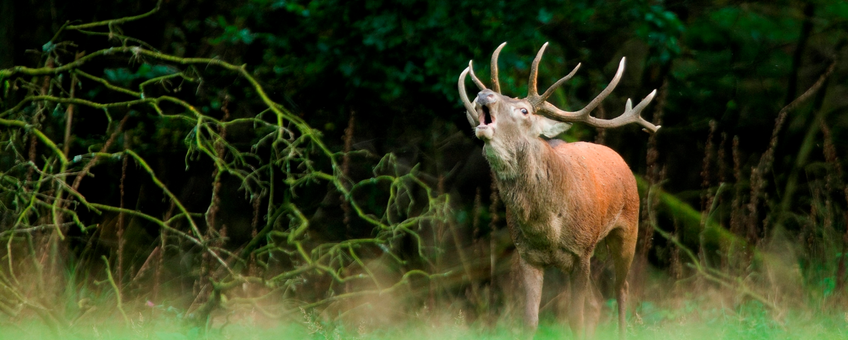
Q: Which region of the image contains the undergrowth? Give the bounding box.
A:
[1,294,845,340]
[2,3,848,340]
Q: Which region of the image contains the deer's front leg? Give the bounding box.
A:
[568,257,591,339]
[518,256,544,331]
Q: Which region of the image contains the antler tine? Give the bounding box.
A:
[536,57,625,120]
[468,60,487,91]
[458,66,479,126]
[491,42,506,93]
[535,57,660,133]
[539,88,660,133]
[587,89,659,133]
[527,42,549,100]
[537,62,581,104]
[572,57,626,118]
[626,91,662,133]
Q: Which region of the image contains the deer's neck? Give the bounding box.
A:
[484,138,569,221]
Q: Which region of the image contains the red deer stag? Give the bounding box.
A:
[458,42,659,339]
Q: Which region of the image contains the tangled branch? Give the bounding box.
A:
[0,3,447,328]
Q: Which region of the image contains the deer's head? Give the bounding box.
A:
[459,43,660,146]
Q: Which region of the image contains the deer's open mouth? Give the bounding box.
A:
[481,104,493,125]
[475,103,496,140]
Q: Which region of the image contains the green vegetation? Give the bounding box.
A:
[0,299,845,339]
[1,0,848,338]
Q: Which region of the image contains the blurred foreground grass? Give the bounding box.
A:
[1,297,845,340]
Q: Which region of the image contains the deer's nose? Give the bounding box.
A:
[476,90,498,105]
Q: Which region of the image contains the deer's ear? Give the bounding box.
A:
[536,117,571,138]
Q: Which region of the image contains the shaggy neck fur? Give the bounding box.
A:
[483,136,571,224]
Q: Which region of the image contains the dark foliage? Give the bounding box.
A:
[2,0,848,330]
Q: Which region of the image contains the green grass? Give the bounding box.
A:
[1,299,846,340]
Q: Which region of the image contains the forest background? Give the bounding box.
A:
[1,0,848,339]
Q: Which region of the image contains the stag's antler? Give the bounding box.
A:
[459,42,507,125]
[528,43,660,133]
[458,42,661,133]
[526,43,582,108]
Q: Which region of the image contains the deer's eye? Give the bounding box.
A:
[520,108,528,115]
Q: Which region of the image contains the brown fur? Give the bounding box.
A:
[475,90,638,339]
[459,43,655,339]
